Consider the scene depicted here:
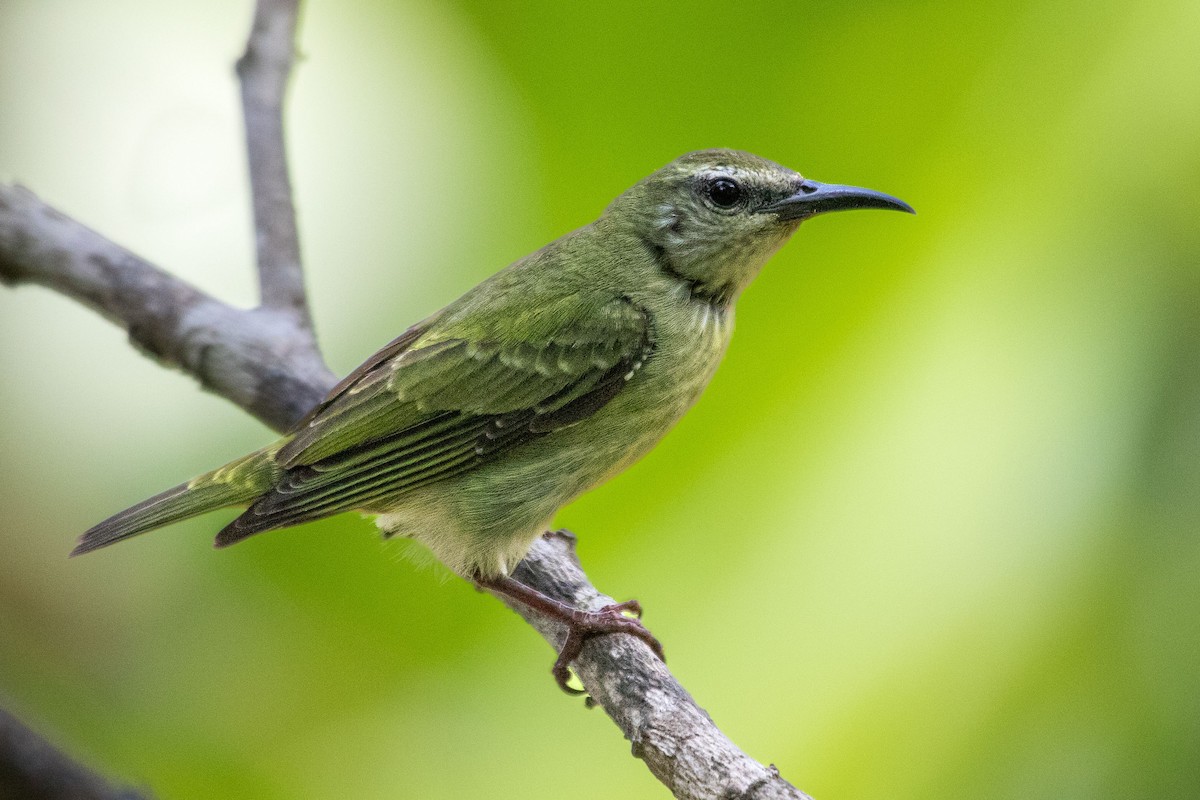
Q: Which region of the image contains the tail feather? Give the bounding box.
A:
[72,445,285,556]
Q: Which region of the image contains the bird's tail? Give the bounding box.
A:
[71,443,286,556]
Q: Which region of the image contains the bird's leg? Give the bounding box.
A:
[474,571,665,695]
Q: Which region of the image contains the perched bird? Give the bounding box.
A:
[74,149,912,690]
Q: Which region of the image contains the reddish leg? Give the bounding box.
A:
[476,572,665,694]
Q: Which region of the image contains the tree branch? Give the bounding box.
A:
[510,536,812,800]
[237,0,309,322]
[0,184,333,431]
[0,1,814,797]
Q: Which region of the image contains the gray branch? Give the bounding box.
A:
[0,1,813,797]
[0,184,333,432]
[237,0,310,322]
[510,537,812,800]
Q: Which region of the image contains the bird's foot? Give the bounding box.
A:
[549,599,663,694]
[474,572,665,695]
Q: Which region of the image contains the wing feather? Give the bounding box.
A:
[216,296,653,544]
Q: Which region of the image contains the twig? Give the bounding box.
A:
[0,1,814,797]
[237,0,309,322]
[0,184,333,432]
[510,536,812,800]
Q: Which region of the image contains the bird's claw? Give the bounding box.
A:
[551,601,664,695]
[472,572,664,696]
[610,598,643,619]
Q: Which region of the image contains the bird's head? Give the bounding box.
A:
[609,149,913,304]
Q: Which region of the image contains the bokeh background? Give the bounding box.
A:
[2,1,1198,798]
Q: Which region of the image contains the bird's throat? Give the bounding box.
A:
[635,231,736,307]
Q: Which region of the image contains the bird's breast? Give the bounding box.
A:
[643,298,733,403]
[575,297,733,484]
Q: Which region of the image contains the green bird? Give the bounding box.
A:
[74,149,912,690]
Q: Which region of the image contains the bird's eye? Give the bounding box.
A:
[706,177,743,209]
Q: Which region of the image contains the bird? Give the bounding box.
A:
[73,149,913,691]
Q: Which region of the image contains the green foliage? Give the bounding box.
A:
[2,0,1198,797]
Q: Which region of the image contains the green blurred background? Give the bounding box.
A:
[2,0,1198,798]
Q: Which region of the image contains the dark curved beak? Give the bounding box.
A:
[762,179,915,221]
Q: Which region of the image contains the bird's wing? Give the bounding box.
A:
[216,295,653,543]
[289,321,431,432]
